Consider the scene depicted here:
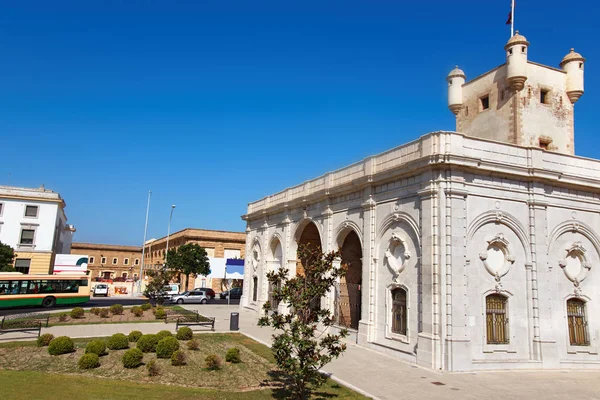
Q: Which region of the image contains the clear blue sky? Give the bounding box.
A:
[1,1,597,246]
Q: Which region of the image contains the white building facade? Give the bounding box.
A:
[0,185,75,274]
[242,35,600,371]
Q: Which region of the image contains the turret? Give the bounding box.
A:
[504,31,529,91]
[560,48,585,103]
[447,66,466,115]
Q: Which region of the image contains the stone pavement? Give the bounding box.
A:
[3,304,600,400]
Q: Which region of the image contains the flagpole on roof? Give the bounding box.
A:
[511,0,515,37]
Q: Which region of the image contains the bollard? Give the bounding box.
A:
[230,312,239,331]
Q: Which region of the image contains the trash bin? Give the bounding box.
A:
[230,312,239,331]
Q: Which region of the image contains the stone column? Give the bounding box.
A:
[359,195,376,345]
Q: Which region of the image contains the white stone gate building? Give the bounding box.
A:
[241,34,600,371]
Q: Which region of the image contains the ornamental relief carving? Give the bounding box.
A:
[384,232,412,283]
[479,233,515,293]
[558,242,592,297]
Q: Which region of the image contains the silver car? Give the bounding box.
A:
[170,290,209,304]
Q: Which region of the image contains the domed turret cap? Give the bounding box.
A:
[504,31,530,50]
[560,48,585,67]
[447,66,466,81]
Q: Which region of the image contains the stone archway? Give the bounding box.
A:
[268,238,283,309]
[337,230,362,330]
[296,222,322,276]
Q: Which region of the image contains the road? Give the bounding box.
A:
[0,296,240,316]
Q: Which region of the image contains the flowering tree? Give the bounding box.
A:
[258,244,348,399]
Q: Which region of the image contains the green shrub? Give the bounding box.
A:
[128,330,143,343]
[90,307,101,315]
[171,350,186,366]
[106,333,129,350]
[85,340,107,356]
[78,353,100,369]
[156,330,173,341]
[146,359,160,376]
[225,347,241,363]
[156,336,180,359]
[205,354,221,370]
[176,326,193,340]
[48,336,74,355]
[154,308,166,320]
[140,303,152,311]
[110,304,124,315]
[131,306,143,317]
[187,338,200,351]
[37,333,54,347]
[99,308,109,318]
[122,348,144,368]
[137,334,158,353]
[58,313,68,322]
[70,307,85,319]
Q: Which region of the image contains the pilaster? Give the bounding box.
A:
[359,193,376,345]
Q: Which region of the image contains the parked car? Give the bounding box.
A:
[170,290,210,304]
[193,287,216,299]
[163,284,180,299]
[93,284,109,297]
[220,287,242,299]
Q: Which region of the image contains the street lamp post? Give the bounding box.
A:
[138,190,151,295]
[164,205,176,267]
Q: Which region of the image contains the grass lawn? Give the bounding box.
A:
[0,333,368,399]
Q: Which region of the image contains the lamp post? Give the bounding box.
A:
[138,190,152,295]
[164,205,176,267]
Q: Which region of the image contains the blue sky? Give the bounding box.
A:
[1,1,597,246]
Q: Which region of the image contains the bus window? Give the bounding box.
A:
[0,281,9,295]
[17,280,29,294]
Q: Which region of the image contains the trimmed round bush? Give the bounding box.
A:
[110,304,124,315]
[154,308,166,320]
[146,359,160,376]
[225,347,241,363]
[90,307,100,315]
[205,354,221,370]
[70,307,85,319]
[137,334,159,353]
[78,353,100,369]
[48,336,74,355]
[85,340,107,356]
[122,348,144,368]
[187,338,200,351]
[156,330,173,341]
[140,303,152,311]
[99,308,109,318]
[131,306,143,317]
[58,313,68,322]
[156,336,180,359]
[171,350,186,366]
[128,330,143,343]
[106,333,129,350]
[176,326,193,340]
[37,333,54,347]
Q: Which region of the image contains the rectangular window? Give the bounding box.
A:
[486,294,509,344]
[540,89,549,104]
[124,258,129,265]
[392,288,407,336]
[224,248,241,259]
[567,299,589,346]
[480,95,490,111]
[89,256,95,264]
[14,259,31,274]
[101,257,107,264]
[252,276,258,302]
[112,258,118,265]
[19,229,35,245]
[24,205,39,218]
[134,259,140,265]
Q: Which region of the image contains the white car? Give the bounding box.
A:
[93,284,109,297]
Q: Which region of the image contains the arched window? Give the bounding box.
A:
[567,299,589,346]
[486,294,509,344]
[391,288,407,335]
[252,276,258,302]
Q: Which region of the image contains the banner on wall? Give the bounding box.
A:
[54,254,89,274]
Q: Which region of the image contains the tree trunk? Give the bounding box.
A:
[185,274,190,292]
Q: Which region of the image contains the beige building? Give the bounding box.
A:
[71,242,141,281]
